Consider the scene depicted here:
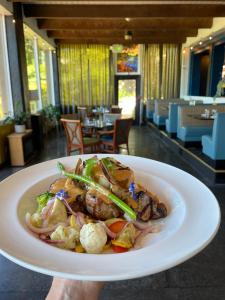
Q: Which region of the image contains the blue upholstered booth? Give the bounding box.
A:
[146,99,155,121]
[147,111,154,120]
[165,103,179,134]
[153,113,167,126]
[177,106,213,142]
[177,126,213,142]
[202,113,225,160]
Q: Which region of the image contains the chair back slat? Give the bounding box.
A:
[61,114,78,120]
[114,118,133,146]
[61,119,84,153]
[78,107,87,122]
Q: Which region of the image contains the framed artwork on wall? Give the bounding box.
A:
[115,44,140,75]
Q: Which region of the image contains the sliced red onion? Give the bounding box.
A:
[41,200,54,220]
[47,198,55,204]
[62,199,76,216]
[76,212,86,227]
[134,224,161,249]
[42,239,65,244]
[123,213,133,222]
[133,220,153,230]
[62,198,87,228]
[25,213,63,234]
[39,234,47,239]
[99,220,130,239]
[98,221,117,239]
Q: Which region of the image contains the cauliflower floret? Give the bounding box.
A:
[31,213,42,228]
[80,223,107,254]
[50,225,80,249]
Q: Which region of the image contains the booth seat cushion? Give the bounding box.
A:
[201,113,225,160]
[177,126,213,142]
[165,118,170,132]
[147,111,154,120]
[202,135,214,158]
[153,114,167,126]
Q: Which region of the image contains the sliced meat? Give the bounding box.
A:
[151,202,167,220]
[49,178,67,194]
[85,190,122,220]
[49,178,85,204]
[136,191,167,222]
[136,191,152,222]
[69,195,86,213]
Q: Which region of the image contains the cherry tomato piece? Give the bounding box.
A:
[108,221,127,233]
[112,245,129,253]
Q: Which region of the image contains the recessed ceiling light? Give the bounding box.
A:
[124,30,132,40]
[209,36,213,40]
[12,19,16,24]
[125,18,131,22]
[190,47,193,50]
[199,41,202,45]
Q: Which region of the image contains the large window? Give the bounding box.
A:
[24,25,55,113]
[189,41,225,97]
[0,15,12,120]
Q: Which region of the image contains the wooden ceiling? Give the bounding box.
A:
[12,1,225,44]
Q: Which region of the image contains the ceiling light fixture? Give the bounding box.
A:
[125,18,131,22]
[12,19,16,24]
[190,47,193,50]
[124,30,133,41]
[199,41,203,45]
[209,36,213,40]
[111,44,123,53]
[183,49,186,54]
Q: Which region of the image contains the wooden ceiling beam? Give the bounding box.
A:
[23,4,225,18]
[38,18,213,30]
[12,0,225,2]
[55,37,186,44]
[48,29,197,39]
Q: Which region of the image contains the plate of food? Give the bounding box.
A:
[0,154,220,281]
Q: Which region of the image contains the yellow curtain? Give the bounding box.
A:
[161,44,181,99]
[141,43,181,101]
[59,44,113,111]
[141,44,160,100]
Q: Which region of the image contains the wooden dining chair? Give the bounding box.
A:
[61,118,100,155]
[98,118,133,154]
[110,106,122,114]
[77,107,87,122]
[61,113,78,120]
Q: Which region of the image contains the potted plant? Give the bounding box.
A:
[14,111,29,133]
[0,115,14,165]
[13,102,30,133]
[41,104,60,134]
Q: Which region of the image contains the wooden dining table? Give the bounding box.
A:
[82,119,113,129]
[188,114,215,121]
[82,119,114,138]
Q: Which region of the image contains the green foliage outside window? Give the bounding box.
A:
[38,46,49,107]
[25,36,37,91]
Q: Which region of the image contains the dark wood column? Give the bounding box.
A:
[12,3,29,112]
[52,49,61,108]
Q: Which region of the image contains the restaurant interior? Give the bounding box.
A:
[0,0,225,299]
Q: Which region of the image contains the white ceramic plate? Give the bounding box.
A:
[0,154,220,281]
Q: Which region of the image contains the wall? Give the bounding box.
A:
[180,18,225,101]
